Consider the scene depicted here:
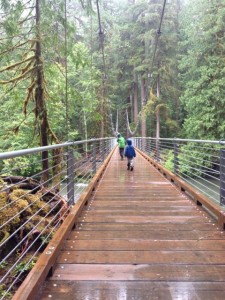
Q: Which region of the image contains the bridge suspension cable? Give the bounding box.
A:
[146,0,167,101]
[109,109,119,136]
[150,0,167,71]
[126,109,140,136]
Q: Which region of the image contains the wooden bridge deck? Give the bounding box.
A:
[37,149,225,299]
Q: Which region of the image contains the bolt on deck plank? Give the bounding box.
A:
[38,150,225,300]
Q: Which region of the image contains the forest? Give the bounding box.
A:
[1,0,225,153]
[1,1,225,297]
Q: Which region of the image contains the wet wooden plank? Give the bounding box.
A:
[93,195,188,200]
[76,222,219,230]
[63,239,225,251]
[88,200,192,206]
[83,207,199,213]
[40,281,225,300]
[80,210,201,216]
[75,222,219,231]
[78,215,212,224]
[94,191,185,197]
[51,264,225,281]
[69,230,225,240]
[57,250,225,264]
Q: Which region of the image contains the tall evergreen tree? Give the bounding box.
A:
[179,0,225,139]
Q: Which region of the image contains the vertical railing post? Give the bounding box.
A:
[149,139,152,156]
[220,148,225,206]
[146,138,149,154]
[142,138,146,153]
[107,139,110,155]
[92,141,97,174]
[67,148,74,205]
[111,138,113,150]
[174,140,179,175]
[156,139,160,161]
[102,140,105,161]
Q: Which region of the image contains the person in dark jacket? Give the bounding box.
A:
[124,139,136,171]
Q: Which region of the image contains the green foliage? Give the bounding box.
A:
[0,0,103,152]
[1,0,10,11]
[1,0,225,152]
[1,155,42,177]
[179,0,225,140]
[13,259,36,277]
[0,284,12,299]
[0,261,8,270]
[163,149,174,172]
[163,143,220,179]
[40,233,53,245]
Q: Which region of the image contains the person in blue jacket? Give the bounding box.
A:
[124,139,136,171]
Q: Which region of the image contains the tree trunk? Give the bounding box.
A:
[64,0,69,141]
[83,108,88,156]
[156,73,160,161]
[35,0,49,183]
[156,74,160,139]
[130,93,134,121]
[100,85,105,138]
[141,77,147,137]
[133,72,138,124]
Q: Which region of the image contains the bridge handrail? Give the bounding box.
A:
[132,137,225,209]
[0,137,116,299]
[0,137,114,160]
[134,137,225,145]
[12,145,116,300]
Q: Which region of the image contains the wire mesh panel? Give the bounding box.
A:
[0,138,115,299]
[134,137,225,208]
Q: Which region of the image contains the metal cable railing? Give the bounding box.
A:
[0,137,116,299]
[133,137,225,208]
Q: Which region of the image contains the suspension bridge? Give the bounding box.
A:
[1,137,225,299]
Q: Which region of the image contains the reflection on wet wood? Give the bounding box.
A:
[39,281,225,300]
